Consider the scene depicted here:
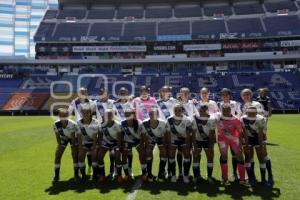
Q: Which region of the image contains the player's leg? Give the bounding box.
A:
[109,149,116,177]
[86,151,92,176]
[204,142,214,182]
[177,145,183,179]
[136,144,147,180]
[182,144,191,183]
[127,149,133,176]
[78,146,88,180]
[230,141,246,184]
[146,144,155,180]
[169,145,177,182]
[157,144,167,180]
[115,147,123,182]
[71,143,79,180]
[218,141,229,183]
[230,146,238,181]
[52,144,66,183]
[122,144,131,179]
[263,135,274,185]
[98,146,108,182]
[192,144,201,181]
[255,145,267,185]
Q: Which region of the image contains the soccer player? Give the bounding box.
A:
[216,104,246,184]
[157,86,177,121]
[241,106,271,186]
[218,88,242,181]
[94,88,116,177]
[256,88,272,118]
[166,103,193,183]
[132,85,157,121]
[119,109,147,181]
[142,106,168,181]
[76,104,100,181]
[197,87,219,116]
[97,109,122,182]
[68,87,96,175]
[191,104,216,183]
[52,108,78,183]
[113,87,133,122]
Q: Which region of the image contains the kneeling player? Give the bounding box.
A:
[98,109,122,182]
[142,106,168,181]
[77,104,100,181]
[52,108,78,183]
[167,104,192,183]
[119,109,147,181]
[241,106,271,186]
[191,104,215,183]
[216,104,246,184]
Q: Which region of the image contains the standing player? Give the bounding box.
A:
[256,88,272,118]
[142,106,168,181]
[76,104,100,181]
[68,87,96,175]
[119,109,147,181]
[52,108,78,183]
[97,109,122,182]
[113,87,133,122]
[157,86,177,121]
[94,88,116,177]
[241,106,271,186]
[191,104,216,183]
[216,104,246,184]
[197,87,219,116]
[166,104,193,183]
[218,88,242,181]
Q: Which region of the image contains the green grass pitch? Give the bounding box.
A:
[0,115,300,200]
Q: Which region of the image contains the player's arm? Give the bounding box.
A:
[92,131,99,151]
[185,124,192,150]
[54,131,61,146]
[77,134,84,151]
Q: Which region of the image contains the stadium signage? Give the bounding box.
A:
[183,44,221,51]
[153,46,176,51]
[0,74,14,79]
[222,42,261,49]
[280,40,300,47]
[72,46,147,52]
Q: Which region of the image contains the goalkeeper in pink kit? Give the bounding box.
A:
[216,104,246,184]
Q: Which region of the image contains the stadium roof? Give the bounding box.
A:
[59,0,265,5]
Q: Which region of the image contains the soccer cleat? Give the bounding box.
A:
[232,173,239,182]
[222,179,230,186]
[183,176,190,183]
[171,176,177,183]
[268,177,274,186]
[52,176,59,184]
[248,177,256,186]
[207,177,214,184]
[128,168,134,177]
[239,180,248,186]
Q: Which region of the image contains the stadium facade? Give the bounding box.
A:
[0,0,57,58]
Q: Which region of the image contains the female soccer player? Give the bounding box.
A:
[142,106,168,181]
[197,87,219,116]
[132,85,157,121]
[97,109,122,182]
[166,103,193,183]
[157,86,178,121]
[77,104,100,181]
[191,104,216,183]
[118,109,147,181]
[114,87,133,122]
[52,108,78,183]
[241,106,272,186]
[216,104,246,184]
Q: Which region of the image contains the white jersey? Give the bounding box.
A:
[218,100,242,118]
[241,114,267,137]
[121,120,144,143]
[180,100,198,119]
[94,99,115,124]
[113,100,133,122]
[198,100,219,115]
[141,119,167,141]
[101,120,122,144]
[68,98,96,121]
[53,119,77,140]
[241,101,264,116]
[76,118,100,144]
[191,115,216,141]
[166,115,192,140]
[157,97,178,121]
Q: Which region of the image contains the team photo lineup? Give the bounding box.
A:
[52,85,274,187]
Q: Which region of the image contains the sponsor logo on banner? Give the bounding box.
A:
[153,46,176,51]
[0,74,14,79]
[222,42,261,49]
[72,46,147,52]
[280,40,300,47]
[183,44,221,51]
[157,35,191,41]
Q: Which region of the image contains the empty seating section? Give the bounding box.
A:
[44,10,57,19]
[264,15,300,36]
[192,20,226,38]
[87,8,115,19]
[123,22,156,41]
[89,23,122,39]
[174,6,202,17]
[53,23,89,40]
[203,5,232,16]
[227,18,264,36]
[265,1,297,12]
[34,23,55,41]
[158,21,190,35]
[117,7,144,19]
[145,7,172,18]
[234,3,264,15]
[57,9,86,19]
